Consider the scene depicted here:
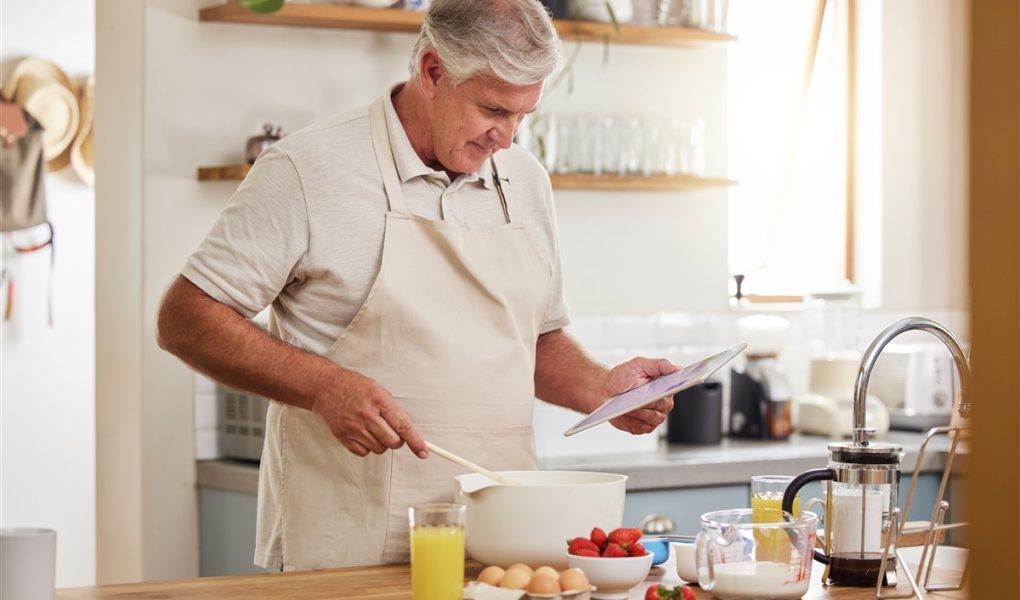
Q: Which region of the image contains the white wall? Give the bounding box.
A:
[874,0,969,310]
[0,0,97,587]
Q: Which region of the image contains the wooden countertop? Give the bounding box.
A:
[57,559,965,600]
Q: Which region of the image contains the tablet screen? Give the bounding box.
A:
[563,342,747,437]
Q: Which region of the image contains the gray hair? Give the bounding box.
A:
[409,0,562,86]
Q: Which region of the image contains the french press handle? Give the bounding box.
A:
[782,467,835,565]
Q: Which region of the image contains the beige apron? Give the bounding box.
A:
[266,97,552,569]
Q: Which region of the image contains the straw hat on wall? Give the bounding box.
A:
[71,76,94,186]
[3,57,80,172]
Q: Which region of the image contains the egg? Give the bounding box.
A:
[533,565,559,581]
[507,563,533,575]
[558,568,591,592]
[499,567,532,589]
[476,565,506,586]
[526,572,562,595]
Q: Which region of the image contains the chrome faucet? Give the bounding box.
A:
[851,317,971,446]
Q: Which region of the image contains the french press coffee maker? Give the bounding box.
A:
[781,440,902,586]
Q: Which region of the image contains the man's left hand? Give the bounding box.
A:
[601,357,681,434]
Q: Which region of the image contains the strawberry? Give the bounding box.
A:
[644,584,697,600]
[567,536,601,556]
[601,542,628,557]
[575,548,600,557]
[608,527,643,545]
[628,542,648,556]
[590,526,608,549]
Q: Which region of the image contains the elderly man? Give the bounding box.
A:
[157,0,677,570]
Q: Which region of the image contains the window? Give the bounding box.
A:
[727,0,853,299]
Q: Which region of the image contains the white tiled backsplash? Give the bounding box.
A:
[193,307,969,461]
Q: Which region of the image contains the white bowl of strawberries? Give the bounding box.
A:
[566,527,654,599]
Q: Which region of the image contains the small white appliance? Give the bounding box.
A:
[866,342,958,417]
[797,392,890,439]
[796,355,890,438]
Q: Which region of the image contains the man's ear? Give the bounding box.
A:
[419,48,444,100]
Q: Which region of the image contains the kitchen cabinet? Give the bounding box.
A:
[199,488,268,577]
[195,3,738,192]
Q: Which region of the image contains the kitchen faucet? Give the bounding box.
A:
[851,317,971,447]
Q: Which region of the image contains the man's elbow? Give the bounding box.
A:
[156,278,191,356]
[155,295,180,355]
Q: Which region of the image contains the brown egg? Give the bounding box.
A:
[499,568,532,590]
[507,563,533,575]
[558,568,591,592]
[476,565,506,586]
[533,565,559,581]
[526,572,562,595]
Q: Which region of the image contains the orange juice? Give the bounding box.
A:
[751,495,800,520]
[752,495,800,562]
[411,525,465,600]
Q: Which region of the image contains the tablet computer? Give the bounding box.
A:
[563,342,747,437]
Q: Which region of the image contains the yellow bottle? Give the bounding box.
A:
[411,525,465,600]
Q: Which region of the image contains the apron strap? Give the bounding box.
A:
[490,157,512,224]
[369,98,408,213]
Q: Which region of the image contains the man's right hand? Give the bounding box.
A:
[311,369,429,459]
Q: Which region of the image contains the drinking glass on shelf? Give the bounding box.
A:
[631,0,659,25]
[598,116,621,176]
[570,115,599,174]
[617,115,644,175]
[642,116,682,176]
[554,115,575,174]
[409,503,466,600]
[708,0,729,33]
[689,117,706,176]
[529,114,558,173]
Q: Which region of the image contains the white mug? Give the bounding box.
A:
[1,528,56,600]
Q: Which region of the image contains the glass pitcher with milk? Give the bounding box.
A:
[781,442,903,586]
[696,508,818,600]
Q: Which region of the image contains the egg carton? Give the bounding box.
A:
[462,581,593,600]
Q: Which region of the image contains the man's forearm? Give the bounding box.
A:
[534,329,609,414]
[156,276,339,412]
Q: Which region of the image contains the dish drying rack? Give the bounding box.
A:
[875,423,969,599]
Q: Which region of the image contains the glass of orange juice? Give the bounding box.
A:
[751,475,799,519]
[751,475,799,562]
[409,503,466,600]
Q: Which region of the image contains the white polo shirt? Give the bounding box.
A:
[183,84,570,355]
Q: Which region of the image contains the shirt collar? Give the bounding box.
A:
[382,83,494,190]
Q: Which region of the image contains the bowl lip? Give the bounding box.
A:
[455,470,628,487]
[566,551,656,564]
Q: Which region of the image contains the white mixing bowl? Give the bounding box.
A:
[454,470,627,569]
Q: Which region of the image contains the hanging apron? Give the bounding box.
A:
[266,97,553,569]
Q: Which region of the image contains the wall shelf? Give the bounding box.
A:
[198,3,736,48]
[550,173,737,191]
[197,164,736,191]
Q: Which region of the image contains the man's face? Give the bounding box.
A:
[425,58,543,175]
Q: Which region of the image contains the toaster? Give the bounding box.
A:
[866,342,958,430]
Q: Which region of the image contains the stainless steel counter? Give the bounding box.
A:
[197,431,961,495]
